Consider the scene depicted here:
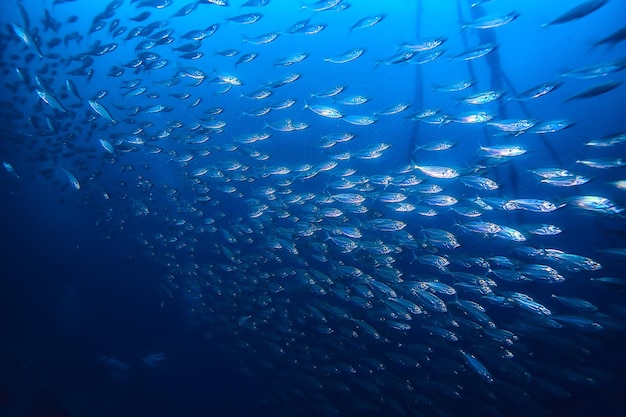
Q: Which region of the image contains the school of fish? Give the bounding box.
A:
[1,0,626,415]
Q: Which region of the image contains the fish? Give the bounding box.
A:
[488,118,538,135]
[312,85,345,97]
[453,111,494,123]
[503,199,563,213]
[65,80,82,100]
[60,168,80,190]
[242,0,270,7]
[462,12,520,30]
[36,88,66,112]
[432,79,475,92]
[304,102,343,119]
[413,164,460,179]
[350,15,385,31]
[375,51,415,66]
[459,220,502,234]
[172,2,198,17]
[212,71,243,86]
[530,168,573,178]
[334,94,369,106]
[1,3,624,416]
[324,48,366,64]
[565,80,621,101]
[99,139,116,155]
[479,144,527,158]
[228,13,263,25]
[460,175,499,190]
[541,175,590,187]
[460,89,506,105]
[293,23,326,35]
[450,43,497,60]
[401,37,447,52]
[527,224,563,236]
[130,11,151,22]
[302,0,342,12]
[584,132,626,147]
[275,52,308,67]
[375,103,410,116]
[576,157,625,169]
[88,99,116,123]
[264,119,308,132]
[511,81,562,100]
[369,218,406,232]
[243,32,280,45]
[508,292,552,315]
[141,353,167,367]
[562,57,626,79]
[593,25,626,48]
[460,350,494,383]
[413,50,445,64]
[343,115,377,126]
[11,23,44,58]
[332,193,365,204]
[532,119,575,133]
[266,73,300,88]
[542,0,609,27]
[567,196,624,215]
[137,0,172,9]
[42,9,62,32]
[3,162,20,179]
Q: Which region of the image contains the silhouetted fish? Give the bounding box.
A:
[543,0,609,27]
[565,80,622,101]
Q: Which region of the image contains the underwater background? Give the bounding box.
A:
[1,0,626,416]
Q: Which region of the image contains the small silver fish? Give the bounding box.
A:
[36,89,66,112]
[11,23,44,58]
[88,100,116,123]
[3,162,20,179]
[325,48,365,64]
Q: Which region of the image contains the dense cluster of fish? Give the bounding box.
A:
[1,0,625,415]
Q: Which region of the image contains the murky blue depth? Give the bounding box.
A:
[1,0,626,416]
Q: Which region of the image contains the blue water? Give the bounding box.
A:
[1,0,626,416]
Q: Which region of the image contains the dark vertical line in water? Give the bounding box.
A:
[468,2,564,168]
[462,7,527,120]
[456,0,478,92]
[408,0,424,163]
[463,2,517,194]
[468,4,528,120]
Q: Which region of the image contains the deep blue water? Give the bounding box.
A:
[1,0,626,416]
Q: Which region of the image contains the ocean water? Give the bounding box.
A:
[1,0,626,416]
